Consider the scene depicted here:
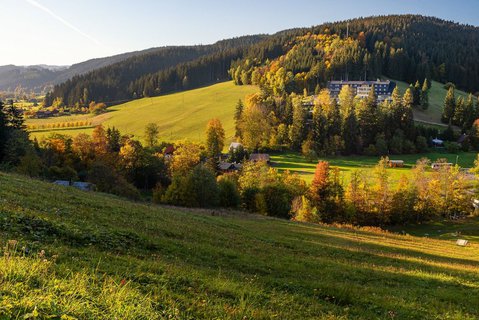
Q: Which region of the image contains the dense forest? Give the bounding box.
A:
[46,15,479,108]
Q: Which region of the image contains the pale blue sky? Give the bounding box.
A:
[1,0,478,66]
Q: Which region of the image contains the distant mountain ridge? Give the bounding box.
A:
[0,46,203,92]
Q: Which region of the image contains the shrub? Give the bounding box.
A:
[444,141,461,153]
[259,183,293,218]
[364,144,377,156]
[402,140,416,154]
[217,176,240,208]
[163,165,219,208]
[48,166,78,181]
[152,184,166,204]
[88,162,141,200]
[415,136,428,153]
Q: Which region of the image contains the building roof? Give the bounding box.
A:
[249,153,270,162]
[327,80,392,85]
[229,142,243,150]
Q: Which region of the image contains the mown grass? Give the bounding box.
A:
[270,151,477,184]
[28,82,257,143]
[1,172,479,319]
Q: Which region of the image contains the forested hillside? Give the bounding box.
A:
[46,15,479,107]
[45,35,267,107]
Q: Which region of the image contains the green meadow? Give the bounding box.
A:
[271,151,477,184]
[28,81,257,143]
[1,172,479,319]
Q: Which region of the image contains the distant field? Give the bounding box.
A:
[271,151,477,184]
[28,82,257,143]
[1,172,479,319]
[392,79,469,126]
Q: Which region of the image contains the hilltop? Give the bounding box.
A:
[1,171,478,319]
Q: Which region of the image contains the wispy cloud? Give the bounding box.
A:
[26,0,102,46]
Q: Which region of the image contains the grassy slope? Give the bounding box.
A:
[1,172,479,319]
[28,82,257,143]
[392,79,469,126]
[271,151,477,184]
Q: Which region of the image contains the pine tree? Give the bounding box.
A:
[452,97,465,127]
[420,79,429,110]
[413,81,421,107]
[289,96,306,150]
[463,94,476,129]
[5,101,25,130]
[234,99,244,138]
[356,87,379,147]
[442,86,456,124]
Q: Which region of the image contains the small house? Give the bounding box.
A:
[388,160,404,168]
[229,142,243,151]
[249,153,270,164]
[218,162,242,173]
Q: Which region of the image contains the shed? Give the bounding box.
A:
[249,153,270,163]
[388,160,404,168]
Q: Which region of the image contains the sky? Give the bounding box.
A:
[1,0,479,66]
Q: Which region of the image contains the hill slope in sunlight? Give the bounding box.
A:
[1,172,478,319]
[28,81,257,143]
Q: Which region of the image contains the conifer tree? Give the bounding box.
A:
[452,97,465,127]
[234,99,244,138]
[413,81,421,107]
[420,79,429,110]
[442,86,456,124]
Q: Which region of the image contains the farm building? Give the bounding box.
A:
[218,162,242,173]
[388,160,404,168]
[249,153,271,163]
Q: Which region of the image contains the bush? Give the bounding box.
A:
[88,162,141,200]
[364,144,377,156]
[152,184,166,204]
[48,166,78,181]
[444,141,461,153]
[163,165,219,207]
[415,136,428,153]
[402,140,416,154]
[218,176,240,208]
[258,184,293,218]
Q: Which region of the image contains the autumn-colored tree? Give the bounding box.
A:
[144,123,160,147]
[72,133,94,163]
[92,125,108,156]
[205,118,225,158]
[239,93,271,151]
[169,141,201,176]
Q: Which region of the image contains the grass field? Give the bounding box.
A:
[271,151,478,184]
[392,79,469,126]
[28,82,257,143]
[1,172,479,319]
